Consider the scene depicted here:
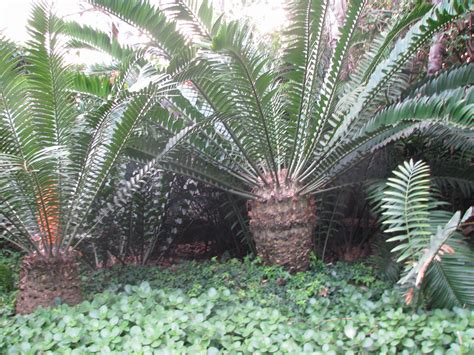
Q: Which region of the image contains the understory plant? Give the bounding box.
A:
[381,159,474,308]
[0,3,171,313]
[2,259,474,353]
[63,0,474,271]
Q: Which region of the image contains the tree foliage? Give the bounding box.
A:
[0,2,173,256]
[381,159,474,308]
[60,0,474,201]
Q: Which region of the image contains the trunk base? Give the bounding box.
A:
[16,252,83,315]
[249,196,316,272]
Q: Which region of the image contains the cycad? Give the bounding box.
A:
[381,160,474,308]
[65,0,474,271]
[0,3,172,313]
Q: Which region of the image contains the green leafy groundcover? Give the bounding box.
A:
[1,259,473,354]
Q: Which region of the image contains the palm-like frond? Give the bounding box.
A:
[222,193,255,253]
[425,236,474,308]
[365,87,474,133]
[91,166,172,265]
[62,0,473,204]
[89,0,189,62]
[371,238,402,283]
[160,0,222,42]
[61,21,133,60]
[382,160,432,263]
[358,1,433,83]
[70,71,112,99]
[432,176,474,199]
[381,159,474,308]
[404,63,474,98]
[291,0,365,178]
[328,0,472,144]
[0,3,174,256]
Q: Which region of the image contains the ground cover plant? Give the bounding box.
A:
[2,259,474,354]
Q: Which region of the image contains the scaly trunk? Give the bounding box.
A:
[248,176,316,272]
[16,251,83,314]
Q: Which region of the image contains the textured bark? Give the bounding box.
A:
[249,195,317,272]
[428,33,445,75]
[16,252,83,314]
[428,0,445,75]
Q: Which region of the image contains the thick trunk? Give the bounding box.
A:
[249,195,316,272]
[16,252,83,314]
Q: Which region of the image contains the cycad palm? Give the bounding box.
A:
[0,3,171,313]
[66,0,474,271]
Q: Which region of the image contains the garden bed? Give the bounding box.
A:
[1,259,473,353]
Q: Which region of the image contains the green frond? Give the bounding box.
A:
[364,87,474,134]
[26,2,76,148]
[380,159,474,308]
[421,125,474,155]
[300,122,422,192]
[158,156,256,199]
[425,236,474,308]
[89,0,188,59]
[0,4,176,256]
[335,2,431,123]
[382,159,432,264]
[160,0,222,41]
[403,63,474,98]
[314,189,346,260]
[432,176,474,199]
[121,146,256,200]
[362,0,472,105]
[64,77,175,243]
[118,102,262,197]
[292,0,366,178]
[61,21,133,60]
[282,0,330,173]
[70,71,112,99]
[398,209,467,288]
[336,0,473,143]
[0,37,32,157]
[0,3,79,255]
[211,21,280,182]
[223,193,255,253]
[369,236,401,283]
[175,65,272,181]
[359,1,432,83]
[75,0,473,206]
